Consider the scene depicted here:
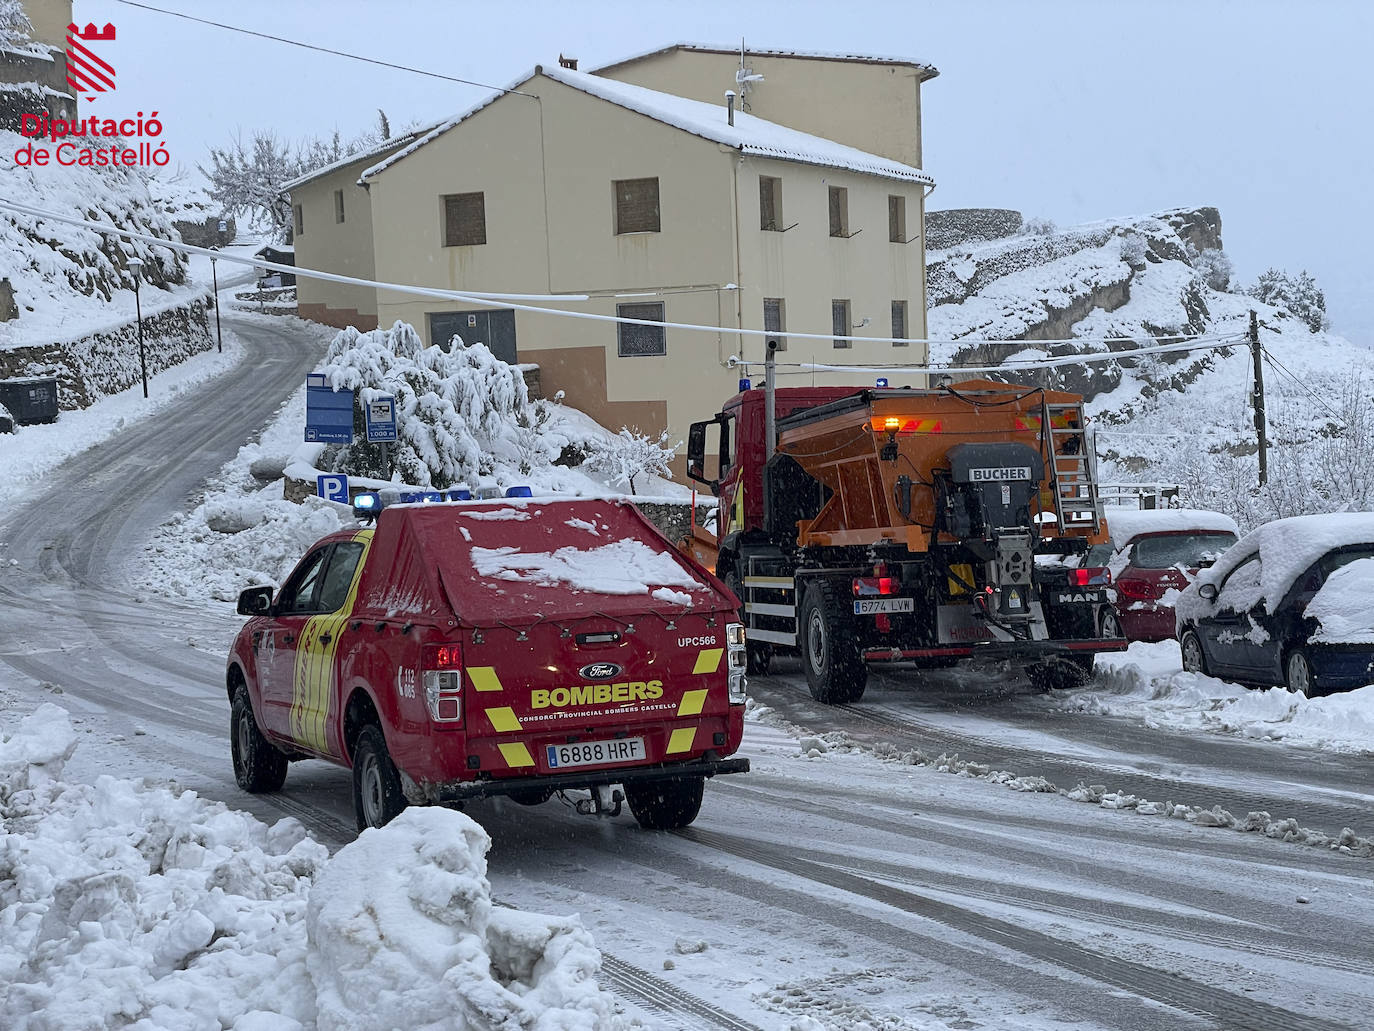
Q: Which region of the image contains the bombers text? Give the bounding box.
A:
[531,680,664,709]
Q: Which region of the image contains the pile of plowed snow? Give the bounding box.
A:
[0,705,620,1030]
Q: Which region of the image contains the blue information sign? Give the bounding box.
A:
[304,373,355,444]
[365,395,398,443]
[316,473,349,504]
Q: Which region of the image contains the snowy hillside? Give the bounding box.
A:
[926,207,1373,526]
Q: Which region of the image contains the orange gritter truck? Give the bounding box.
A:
[684,372,1126,703]
[227,495,748,831]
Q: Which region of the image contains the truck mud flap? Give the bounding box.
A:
[863,638,1126,662]
[427,757,750,803]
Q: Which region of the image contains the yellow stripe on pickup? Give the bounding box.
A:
[468,666,504,692]
[677,689,708,717]
[666,727,697,754]
[485,706,522,733]
[693,648,723,675]
[498,742,535,768]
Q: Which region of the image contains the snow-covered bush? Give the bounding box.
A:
[316,321,552,489]
[1024,216,1057,236]
[584,426,679,495]
[1118,232,1147,267]
[1190,247,1234,291]
[1248,268,1328,332]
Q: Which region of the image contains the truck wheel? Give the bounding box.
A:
[1027,657,1092,692]
[230,686,287,793]
[723,570,771,676]
[352,725,407,830]
[800,581,867,704]
[625,776,705,830]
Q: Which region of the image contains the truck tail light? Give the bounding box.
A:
[726,622,747,704]
[421,643,463,723]
[852,576,898,596]
[1072,566,1111,587]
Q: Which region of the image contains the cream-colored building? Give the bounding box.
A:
[287,47,939,474]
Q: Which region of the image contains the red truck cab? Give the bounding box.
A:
[226,496,748,830]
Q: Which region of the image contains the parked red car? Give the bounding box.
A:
[1086,509,1240,642]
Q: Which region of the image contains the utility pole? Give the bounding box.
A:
[210,252,222,353]
[1249,309,1267,488]
[128,257,148,398]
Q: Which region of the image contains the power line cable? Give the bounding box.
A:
[1260,346,1345,424]
[111,1,536,97]
[0,197,1250,361]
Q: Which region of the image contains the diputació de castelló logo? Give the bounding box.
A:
[13,21,171,169]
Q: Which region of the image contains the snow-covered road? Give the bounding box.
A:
[2,314,1370,1030]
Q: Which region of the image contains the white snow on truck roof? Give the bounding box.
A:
[1103,507,1239,546]
[1306,557,1374,645]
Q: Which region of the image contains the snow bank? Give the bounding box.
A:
[1103,507,1239,546]
[1048,642,1374,753]
[1307,558,1374,644]
[308,807,616,1031]
[0,706,620,1031]
[471,538,701,595]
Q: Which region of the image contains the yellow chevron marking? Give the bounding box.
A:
[693,648,723,675]
[290,529,373,757]
[498,742,535,768]
[485,706,522,733]
[677,689,708,717]
[468,666,504,692]
[666,727,697,754]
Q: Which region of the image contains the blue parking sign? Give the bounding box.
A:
[317,474,349,504]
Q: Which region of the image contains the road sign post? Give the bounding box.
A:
[365,395,398,480]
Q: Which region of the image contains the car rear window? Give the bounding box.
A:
[1132,532,1237,570]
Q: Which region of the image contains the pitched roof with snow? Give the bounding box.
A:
[361,65,933,187]
[591,41,939,80]
[281,123,443,193]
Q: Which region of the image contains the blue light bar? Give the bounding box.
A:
[738,378,751,392]
[447,488,472,501]
[876,377,889,388]
[398,491,424,503]
[505,485,533,497]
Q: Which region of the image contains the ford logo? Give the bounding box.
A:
[579,662,622,680]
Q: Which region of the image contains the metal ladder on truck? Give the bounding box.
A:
[1039,398,1104,537]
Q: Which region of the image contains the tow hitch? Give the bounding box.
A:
[572,784,624,817]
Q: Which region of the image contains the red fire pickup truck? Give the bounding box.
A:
[226,495,748,830]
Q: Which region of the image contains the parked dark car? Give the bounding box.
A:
[1085,508,1239,642]
[1174,513,1374,694]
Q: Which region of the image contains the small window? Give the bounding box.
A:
[443,192,486,247]
[828,186,849,237]
[763,297,786,351]
[614,177,660,234]
[832,299,851,348]
[317,541,365,613]
[277,547,329,614]
[334,189,345,224]
[888,195,906,242]
[617,301,666,356]
[293,203,303,238]
[759,175,783,232]
[891,300,908,346]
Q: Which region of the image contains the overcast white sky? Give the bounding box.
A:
[89,0,1373,344]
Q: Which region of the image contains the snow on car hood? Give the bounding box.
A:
[1176,512,1374,626]
[1306,557,1374,644]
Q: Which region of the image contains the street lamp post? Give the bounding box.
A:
[210,251,222,353]
[127,256,147,398]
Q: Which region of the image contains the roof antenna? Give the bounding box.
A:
[735,36,763,110]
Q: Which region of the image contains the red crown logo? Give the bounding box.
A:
[65,22,117,102]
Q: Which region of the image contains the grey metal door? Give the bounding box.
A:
[428,309,517,364]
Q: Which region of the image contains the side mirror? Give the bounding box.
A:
[686,421,708,483]
[237,585,275,616]
[1198,582,1218,602]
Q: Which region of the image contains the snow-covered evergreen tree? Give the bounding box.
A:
[1248,268,1328,332]
[584,427,679,495]
[0,0,32,50]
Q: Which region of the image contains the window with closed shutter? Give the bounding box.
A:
[614,178,660,234]
[763,297,786,350]
[617,301,666,356]
[293,204,303,238]
[759,176,782,231]
[443,192,486,247]
[832,299,850,348]
[888,195,905,242]
[828,186,848,237]
[334,189,345,224]
[891,300,908,346]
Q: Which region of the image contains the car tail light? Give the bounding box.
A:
[1071,566,1112,587]
[1115,578,1160,601]
[853,576,898,596]
[421,643,463,723]
[726,622,747,704]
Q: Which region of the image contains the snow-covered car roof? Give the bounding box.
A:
[1102,507,1239,547]
[1176,512,1374,623]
